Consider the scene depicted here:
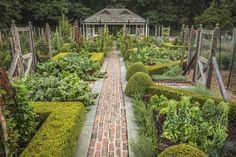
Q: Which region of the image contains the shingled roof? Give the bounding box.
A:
[83,8,147,25]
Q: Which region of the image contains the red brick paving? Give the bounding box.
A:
[88,52,128,157]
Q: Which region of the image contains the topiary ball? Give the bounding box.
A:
[125,72,154,98]
[126,62,149,80]
[158,144,208,157]
[124,48,137,60]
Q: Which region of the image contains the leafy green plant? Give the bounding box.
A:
[148,95,229,155]
[24,73,95,106]
[2,80,38,155]
[37,53,101,81]
[129,46,180,65]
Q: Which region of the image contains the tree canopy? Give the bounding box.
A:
[0,0,235,29]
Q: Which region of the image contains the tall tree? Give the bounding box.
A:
[195,0,235,29]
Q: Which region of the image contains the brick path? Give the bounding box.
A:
[87,51,128,157]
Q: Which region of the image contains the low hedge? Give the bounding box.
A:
[89,52,105,65]
[146,60,183,76]
[161,43,183,49]
[158,144,208,157]
[146,85,236,123]
[52,53,69,61]
[20,102,85,157]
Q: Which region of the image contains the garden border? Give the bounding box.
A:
[20,102,85,157]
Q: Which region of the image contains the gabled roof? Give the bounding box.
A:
[83,8,147,24]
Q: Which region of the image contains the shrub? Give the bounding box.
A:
[146,60,184,76]
[51,52,69,61]
[125,72,154,97]
[20,102,85,157]
[124,48,137,60]
[126,62,149,80]
[158,144,208,157]
[89,52,105,65]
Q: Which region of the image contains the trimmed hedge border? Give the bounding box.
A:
[161,43,182,49]
[146,60,183,75]
[158,144,208,157]
[51,52,69,61]
[20,102,85,157]
[146,85,236,122]
[89,52,105,65]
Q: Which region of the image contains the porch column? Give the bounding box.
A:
[92,25,95,38]
[155,25,157,39]
[123,24,126,34]
[145,22,148,36]
[82,24,85,36]
[142,25,145,36]
[135,25,138,37]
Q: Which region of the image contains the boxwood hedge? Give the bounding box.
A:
[89,52,105,65]
[20,102,85,157]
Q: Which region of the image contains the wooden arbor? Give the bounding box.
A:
[8,21,37,77]
[183,24,228,100]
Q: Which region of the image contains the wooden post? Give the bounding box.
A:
[46,23,52,59]
[187,26,195,66]
[181,25,189,68]
[28,22,37,72]
[206,24,219,89]
[192,24,202,83]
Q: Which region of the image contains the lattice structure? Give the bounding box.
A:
[8,21,37,77]
[183,24,228,100]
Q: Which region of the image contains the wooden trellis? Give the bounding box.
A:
[8,21,37,77]
[183,24,228,100]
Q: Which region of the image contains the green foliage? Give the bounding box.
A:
[89,52,105,65]
[58,15,72,43]
[37,53,101,81]
[149,95,229,155]
[35,39,49,62]
[146,84,236,123]
[25,73,95,106]
[218,51,232,70]
[0,41,12,69]
[184,84,213,96]
[82,29,113,55]
[128,46,180,65]
[3,81,38,155]
[146,60,183,76]
[124,48,137,60]
[20,102,85,157]
[158,144,208,157]
[130,135,157,157]
[125,72,154,98]
[130,98,157,157]
[151,65,187,81]
[126,62,148,80]
[195,0,234,30]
